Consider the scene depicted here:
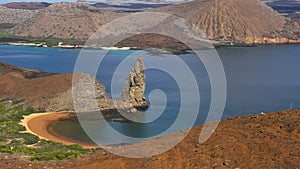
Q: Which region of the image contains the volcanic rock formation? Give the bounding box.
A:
[121,56,148,109]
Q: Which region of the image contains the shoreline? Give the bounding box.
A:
[20,112,102,149]
[0,43,136,50]
[1,41,300,52]
[1,42,300,56]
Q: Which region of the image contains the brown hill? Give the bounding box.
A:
[0,6,38,29]
[11,2,124,40]
[0,62,53,78]
[2,2,50,10]
[0,110,299,168]
[153,0,300,44]
[0,62,111,112]
[0,72,73,111]
[117,33,189,52]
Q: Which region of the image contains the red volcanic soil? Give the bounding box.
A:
[0,110,299,168]
[1,2,50,10]
[117,33,189,51]
[0,72,73,110]
[0,62,53,78]
[0,62,72,111]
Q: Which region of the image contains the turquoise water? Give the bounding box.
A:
[0,44,299,145]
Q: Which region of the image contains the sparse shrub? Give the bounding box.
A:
[22,133,39,145]
[0,101,89,161]
[12,99,26,105]
[0,144,13,154]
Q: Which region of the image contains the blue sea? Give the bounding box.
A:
[0,44,299,145]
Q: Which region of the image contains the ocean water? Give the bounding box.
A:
[0,44,299,145]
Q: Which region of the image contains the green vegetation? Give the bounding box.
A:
[162,47,189,55]
[163,47,177,53]
[0,31,77,47]
[0,100,90,161]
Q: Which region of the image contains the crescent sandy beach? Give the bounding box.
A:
[20,112,101,149]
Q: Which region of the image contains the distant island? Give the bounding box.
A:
[0,0,299,51]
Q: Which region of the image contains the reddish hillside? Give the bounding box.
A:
[0,62,53,78]
[0,71,73,111]
[0,110,299,168]
[0,62,100,112]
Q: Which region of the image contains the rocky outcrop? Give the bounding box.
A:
[56,72,115,112]
[63,57,148,113]
[0,59,148,113]
[121,56,148,109]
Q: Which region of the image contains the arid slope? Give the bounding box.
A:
[11,2,124,40]
[0,6,38,29]
[154,0,300,44]
[1,2,50,10]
